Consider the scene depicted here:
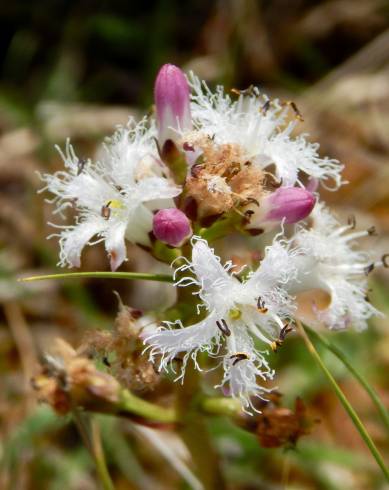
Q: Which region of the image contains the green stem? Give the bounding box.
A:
[200,397,241,418]
[90,419,115,490]
[296,321,389,481]
[19,271,174,283]
[116,390,177,424]
[304,324,389,435]
[176,365,225,490]
[199,214,238,242]
[73,411,115,490]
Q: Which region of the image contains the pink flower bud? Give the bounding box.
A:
[154,64,192,145]
[265,187,316,223]
[153,208,192,247]
[245,187,315,233]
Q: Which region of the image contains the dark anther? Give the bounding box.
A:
[261,100,271,115]
[244,209,255,217]
[347,214,356,229]
[130,309,143,320]
[216,319,231,337]
[101,201,112,220]
[290,101,304,121]
[382,254,389,268]
[248,228,264,236]
[271,322,294,352]
[364,263,375,276]
[279,323,294,341]
[245,197,260,207]
[267,174,283,189]
[102,356,111,367]
[231,85,256,97]
[367,226,377,236]
[77,158,87,176]
[190,163,203,178]
[282,100,304,121]
[183,142,195,152]
[257,296,268,313]
[230,352,249,366]
[152,137,163,158]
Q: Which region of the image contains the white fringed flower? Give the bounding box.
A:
[144,236,299,412]
[186,74,344,189]
[290,202,383,330]
[40,118,181,270]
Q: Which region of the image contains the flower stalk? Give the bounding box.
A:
[19,271,175,283]
[304,324,389,435]
[296,320,389,481]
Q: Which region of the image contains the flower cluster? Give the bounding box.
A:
[41,63,387,412]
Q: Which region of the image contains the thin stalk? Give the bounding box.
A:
[73,412,115,490]
[304,324,389,435]
[176,365,225,490]
[90,419,115,490]
[117,390,177,424]
[19,271,174,283]
[296,320,389,481]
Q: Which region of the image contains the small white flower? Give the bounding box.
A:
[186,74,344,189]
[290,202,383,330]
[39,118,181,270]
[144,235,299,412]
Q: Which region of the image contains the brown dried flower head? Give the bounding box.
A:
[32,338,120,415]
[182,132,264,223]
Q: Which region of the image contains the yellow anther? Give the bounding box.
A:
[107,199,124,210]
[228,308,242,320]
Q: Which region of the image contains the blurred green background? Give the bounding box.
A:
[1,1,389,489]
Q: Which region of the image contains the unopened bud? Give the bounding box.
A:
[244,187,315,232]
[154,64,192,145]
[153,208,192,247]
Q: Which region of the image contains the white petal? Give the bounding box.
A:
[219,326,273,413]
[144,314,220,378]
[125,205,153,246]
[191,238,232,292]
[104,222,127,271]
[58,219,104,268]
[136,177,181,203]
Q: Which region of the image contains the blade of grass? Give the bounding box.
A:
[296,320,389,481]
[304,324,389,435]
[19,271,174,283]
[73,411,115,490]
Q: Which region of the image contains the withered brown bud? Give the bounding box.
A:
[79,293,160,394]
[32,339,120,415]
[256,397,312,448]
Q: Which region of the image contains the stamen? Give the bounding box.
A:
[216,319,231,337]
[77,158,87,176]
[364,263,375,276]
[347,214,356,229]
[382,254,389,268]
[231,85,256,97]
[367,226,377,236]
[270,323,294,352]
[229,352,249,366]
[101,200,112,220]
[260,100,271,115]
[244,197,260,207]
[282,100,304,122]
[257,297,268,314]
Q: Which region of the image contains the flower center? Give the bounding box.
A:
[228,308,242,320]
